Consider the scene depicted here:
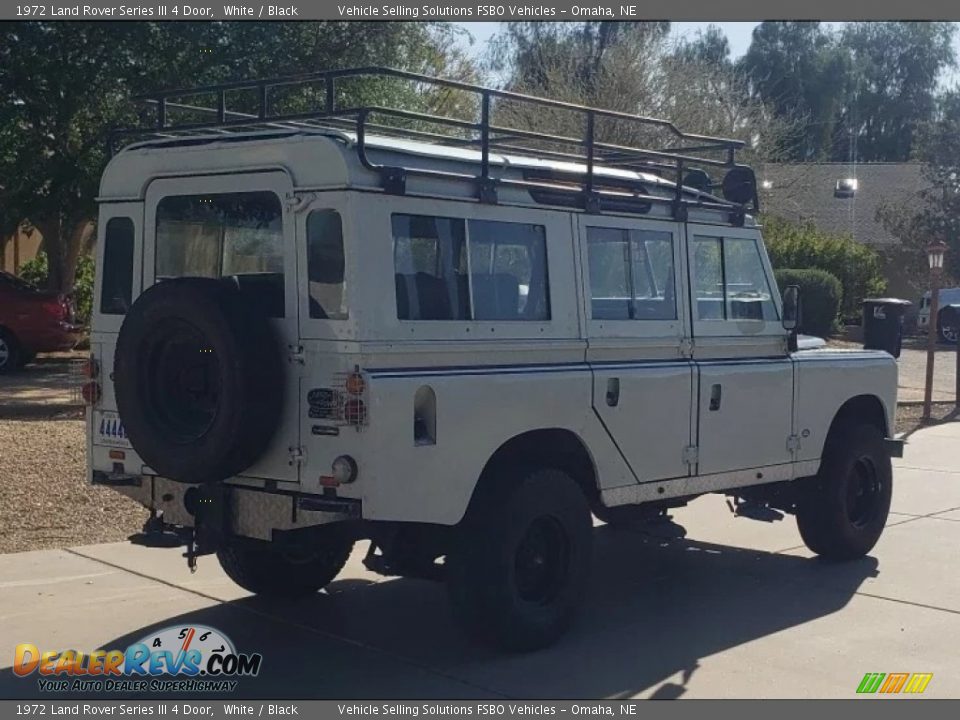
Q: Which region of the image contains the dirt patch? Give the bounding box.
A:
[0,419,147,554]
[895,402,959,438]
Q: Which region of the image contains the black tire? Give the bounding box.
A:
[447,468,593,652]
[796,423,892,561]
[0,328,21,374]
[114,278,284,483]
[217,538,354,597]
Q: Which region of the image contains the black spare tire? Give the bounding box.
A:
[114,277,284,483]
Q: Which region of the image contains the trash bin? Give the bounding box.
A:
[862,298,912,358]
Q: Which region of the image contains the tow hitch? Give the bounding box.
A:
[181,485,229,572]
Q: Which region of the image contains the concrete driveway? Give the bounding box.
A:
[2,422,959,700]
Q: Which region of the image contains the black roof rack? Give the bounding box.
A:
[111,66,758,221]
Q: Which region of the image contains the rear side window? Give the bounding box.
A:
[155,192,284,317]
[393,214,550,321]
[306,210,347,319]
[586,226,676,320]
[100,217,135,315]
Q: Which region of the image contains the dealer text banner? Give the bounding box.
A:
[3,0,960,20]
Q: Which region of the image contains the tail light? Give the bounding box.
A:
[81,381,101,405]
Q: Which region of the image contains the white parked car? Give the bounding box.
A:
[918,287,960,343]
[86,68,901,651]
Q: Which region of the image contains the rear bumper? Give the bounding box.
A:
[25,322,85,352]
[94,473,359,540]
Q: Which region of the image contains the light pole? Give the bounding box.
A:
[923,240,948,420]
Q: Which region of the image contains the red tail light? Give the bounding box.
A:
[81,381,101,405]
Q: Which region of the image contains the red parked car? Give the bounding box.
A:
[0,271,84,372]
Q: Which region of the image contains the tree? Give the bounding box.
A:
[0,22,475,293]
[739,22,849,161]
[877,89,960,283]
[833,22,956,163]
[486,22,792,165]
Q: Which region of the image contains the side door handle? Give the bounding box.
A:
[709,383,722,411]
[606,377,620,407]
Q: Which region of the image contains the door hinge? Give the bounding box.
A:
[288,345,305,365]
[682,445,699,465]
[680,338,694,357]
[288,446,305,466]
[786,434,802,453]
[285,191,315,214]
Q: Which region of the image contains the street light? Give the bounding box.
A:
[922,240,948,420]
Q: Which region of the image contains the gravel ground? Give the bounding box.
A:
[0,419,147,554]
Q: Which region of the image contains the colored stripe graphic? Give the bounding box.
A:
[857,673,886,693]
[903,674,934,694]
[880,673,909,693]
[857,672,933,694]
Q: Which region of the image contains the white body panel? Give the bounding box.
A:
[88,132,900,538]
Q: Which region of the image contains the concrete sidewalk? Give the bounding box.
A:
[2,422,959,700]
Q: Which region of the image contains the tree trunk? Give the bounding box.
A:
[33,215,94,293]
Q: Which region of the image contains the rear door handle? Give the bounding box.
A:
[709,383,722,411]
[606,377,620,407]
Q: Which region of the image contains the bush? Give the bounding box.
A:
[17,252,95,326]
[774,268,842,337]
[762,215,886,320]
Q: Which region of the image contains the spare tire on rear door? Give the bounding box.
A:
[114,277,284,483]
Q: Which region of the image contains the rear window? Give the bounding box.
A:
[306,210,347,320]
[100,217,135,315]
[155,192,284,317]
[392,214,550,322]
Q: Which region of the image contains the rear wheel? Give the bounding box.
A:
[447,468,593,652]
[0,329,21,374]
[796,423,892,561]
[217,537,354,597]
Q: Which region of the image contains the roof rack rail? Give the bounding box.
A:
[110,66,758,220]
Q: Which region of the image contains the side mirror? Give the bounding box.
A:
[782,285,801,331]
[782,285,801,352]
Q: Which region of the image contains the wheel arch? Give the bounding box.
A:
[463,428,600,521]
[823,394,889,453]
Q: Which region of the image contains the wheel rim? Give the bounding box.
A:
[942,324,959,343]
[144,318,221,443]
[0,337,8,366]
[845,457,882,529]
[514,516,570,605]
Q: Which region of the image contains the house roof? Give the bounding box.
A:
[758,163,927,247]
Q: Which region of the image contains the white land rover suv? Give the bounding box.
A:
[86,68,901,651]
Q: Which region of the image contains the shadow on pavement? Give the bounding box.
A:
[1,525,878,700]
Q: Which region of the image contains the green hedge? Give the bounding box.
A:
[763,215,885,320]
[774,268,842,337]
[18,252,94,326]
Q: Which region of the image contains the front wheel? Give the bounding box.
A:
[447,468,593,652]
[796,423,892,561]
[217,537,354,597]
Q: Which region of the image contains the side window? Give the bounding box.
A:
[392,214,468,320]
[100,217,135,315]
[467,220,550,321]
[587,226,676,320]
[306,210,347,319]
[155,192,284,317]
[693,235,778,322]
[392,214,550,321]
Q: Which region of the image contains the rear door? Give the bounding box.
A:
[579,215,694,484]
[143,172,301,483]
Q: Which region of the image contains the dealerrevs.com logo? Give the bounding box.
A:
[14,625,262,693]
